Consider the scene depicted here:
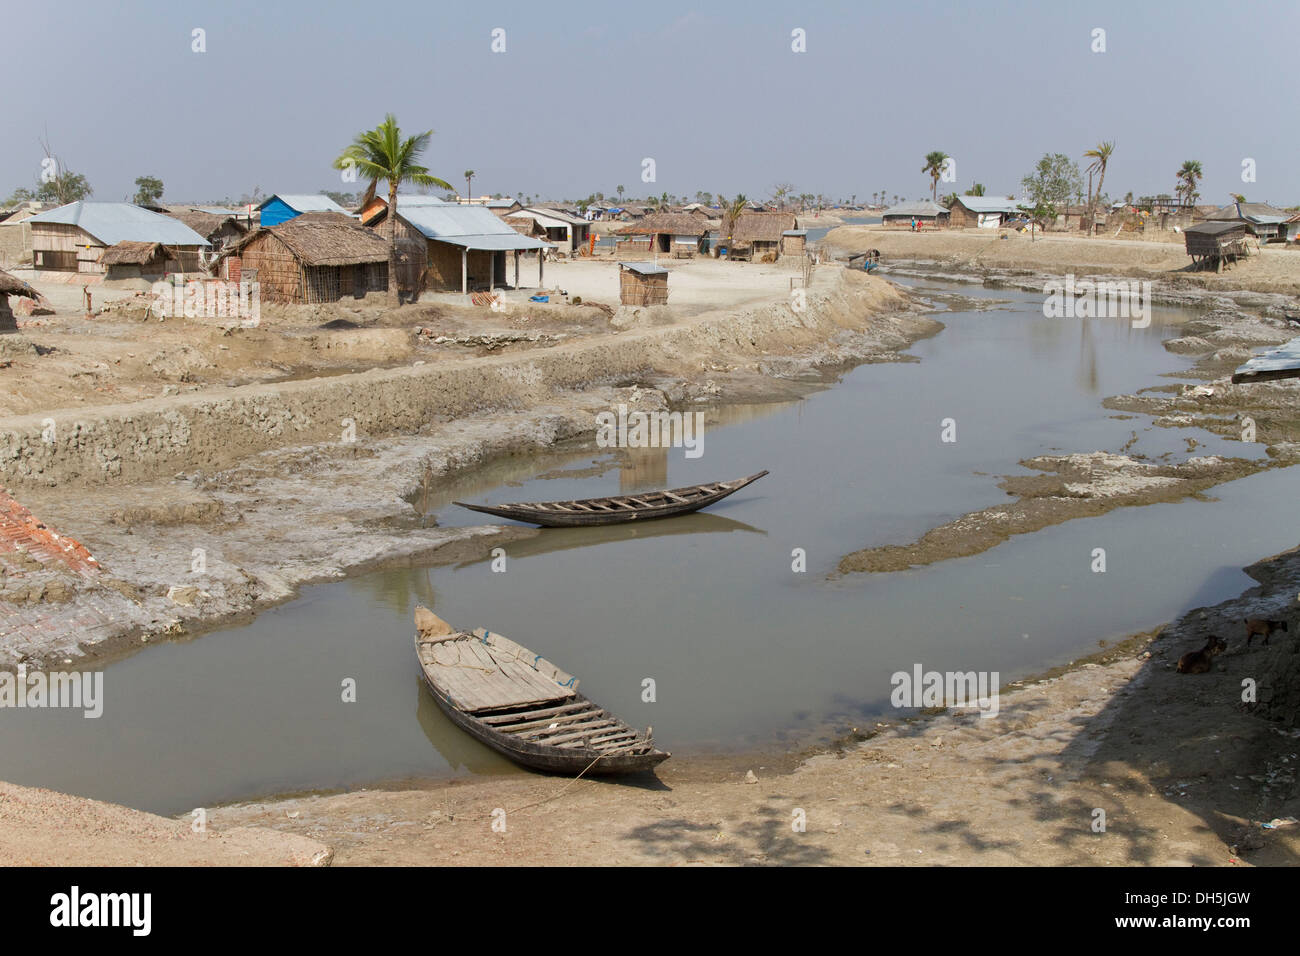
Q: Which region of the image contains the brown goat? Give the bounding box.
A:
[1177,635,1227,674]
[1244,618,1288,647]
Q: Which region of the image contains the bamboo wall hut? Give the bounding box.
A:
[363,203,551,294]
[216,217,390,304]
[619,262,668,305]
[0,268,38,332]
[26,202,208,275]
[617,212,710,258]
[163,208,251,253]
[1184,221,1251,272]
[728,212,798,261]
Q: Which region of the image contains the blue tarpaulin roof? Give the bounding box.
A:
[26,201,210,246]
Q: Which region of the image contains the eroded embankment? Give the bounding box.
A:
[0,269,920,489]
[0,268,936,668]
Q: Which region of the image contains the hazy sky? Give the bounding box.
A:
[4,0,1296,206]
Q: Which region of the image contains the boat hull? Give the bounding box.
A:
[418,670,669,775]
[455,470,768,528]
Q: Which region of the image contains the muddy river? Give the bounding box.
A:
[2,280,1293,815]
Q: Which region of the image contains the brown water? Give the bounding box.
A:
[1,280,1291,815]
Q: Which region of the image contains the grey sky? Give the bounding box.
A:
[3,0,1295,206]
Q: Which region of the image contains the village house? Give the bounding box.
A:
[1203,201,1290,241]
[256,193,350,227]
[947,196,1021,229]
[880,199,949,227]
[26,201,209,276]
[355,192,448,224]
[616,212,711,258]
[163,207,253,253]
[363,201,551,294]
[215,216,390,304]
[728,211,799,261]
[485,198,522,216]
[504,207,592,255]
[0,201,56,268]
[0,268,38,332]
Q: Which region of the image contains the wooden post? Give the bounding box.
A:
[514,249,520,289]
[489,250,494,293]
[539,249,544,287]
[461,247,468,295]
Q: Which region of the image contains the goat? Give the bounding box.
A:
[1177,635,1227,674]
[1244,618,1288,647]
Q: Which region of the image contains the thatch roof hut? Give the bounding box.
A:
[0,268,38,332]
[618,212,710,258]
[164,208,250,251]
[726,212,798,260]
[216,218,391,303]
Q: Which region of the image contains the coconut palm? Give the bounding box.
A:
[463,170,475,200]
[1083,141,1114,235]
[334,114,454,306]
[965,183,986,196]
[922,150,948,201]
[719,194,748,247]
[1176,160,1202,207]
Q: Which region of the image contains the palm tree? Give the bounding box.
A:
[719,194,748,248]
[334,114,453,306]
[617,184,625,200]
[965,183,986,196]
[922,151,948,201]
[1083,141,1114,235]
[1176,160,1203,207]
[463,170,475,200]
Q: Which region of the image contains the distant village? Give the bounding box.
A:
[3,132,1297,323]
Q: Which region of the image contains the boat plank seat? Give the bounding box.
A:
[417,630,577,713]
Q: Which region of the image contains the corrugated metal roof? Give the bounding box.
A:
[621,262,667,275]
[393,194,450,207]
[520,206,587,225]
[1206,202,1289,224]
[1232,335,1300,382]
[400,205,551,250]
[26,201,210,246]
[952,196,1021,214]
[880,200,948,218]
[257,194,347,214]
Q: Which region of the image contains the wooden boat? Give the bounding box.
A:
[414,609,668,775]
[454,470,768,527]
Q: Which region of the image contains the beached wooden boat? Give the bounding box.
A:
[453,470,768,527]
[414,609,669,775]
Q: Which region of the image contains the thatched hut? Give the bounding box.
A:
[619,262,668,305]
[0,268,38,332]
[163,208,251,252]
[215,217,390,304]
[1184,221,1251,272]
[617,212,710,258]
[728,212,799,261]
